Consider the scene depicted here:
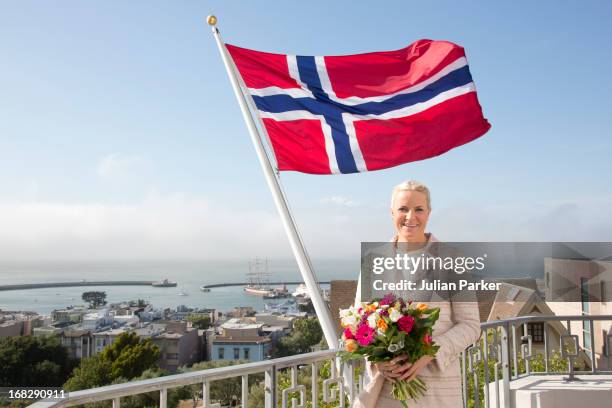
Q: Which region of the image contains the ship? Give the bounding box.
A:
[199,286,211,292]
[152,278,177,287]
[244,258,273,296]
[263,284,290,299]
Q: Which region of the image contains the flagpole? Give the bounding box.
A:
[207,15,339,350]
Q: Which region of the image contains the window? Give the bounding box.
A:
[581,278,592,359]
[522,323,544,343]
[581,278,590,313]
[234,348,240,359]
[218,347,224,359]
[244,348,250,360]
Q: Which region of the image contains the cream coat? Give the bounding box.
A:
[352,235,480,408]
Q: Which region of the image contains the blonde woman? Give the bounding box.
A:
[353,180,480,408]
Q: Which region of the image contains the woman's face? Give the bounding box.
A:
[391,190,430,242]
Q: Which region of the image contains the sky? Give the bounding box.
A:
[0,1,611,261]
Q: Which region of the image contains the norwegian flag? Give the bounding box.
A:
[226,40,491,175]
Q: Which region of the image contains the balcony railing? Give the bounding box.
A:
[27,315,612,408]
[461,315,612,408]
[28,349,363,408]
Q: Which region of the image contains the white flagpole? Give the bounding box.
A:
[207,15,339,350]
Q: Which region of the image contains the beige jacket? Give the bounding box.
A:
[352,235,481,408]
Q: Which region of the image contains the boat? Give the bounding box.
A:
[291,283,310,298]
[152,278,177,287]
[177,290,188,296]
[244,258,273,297]
[199,286,211,292]
[263,284,290,299]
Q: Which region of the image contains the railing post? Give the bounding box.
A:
[500,323,512,408]
[159,388,167,408]
[543,322,550,373]
[312,362,319,408]
[202,380,210,408]
[242,374,249,408]
[590,318,597,373]
[112,397,120,408]
[265,365,277,408]
[461,350,468,408]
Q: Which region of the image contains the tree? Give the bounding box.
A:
[177,360,260,407]
[0,335,73,387]
[82,291,107,308]
[186,315,211,330]
[274,317,323,357]
[64,332,160,391]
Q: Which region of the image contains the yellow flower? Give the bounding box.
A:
[416,303,428,312]
[344,339,358,352]
[366,304,378,313]
[377,317,388,332]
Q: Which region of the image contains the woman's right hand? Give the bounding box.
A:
[374,355,410,381]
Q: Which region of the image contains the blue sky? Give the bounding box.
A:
[0,1,611,261]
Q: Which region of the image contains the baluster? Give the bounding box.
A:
[543,322,550,373]
[461,350,467,408]
[511,323,518,378]
[312,362,319,408]
[483,329,490,408]
[202,380,210,407]
[282,365,306,408]
[112,397,120,408]
[265,365,277,408]
[242,374,249,408]
[159,388,167,408]
[590,319,596,373]
[521,323,533,376]
[500,323,512,408]
[468,345,482,408]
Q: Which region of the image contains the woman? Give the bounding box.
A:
[353,180,480,408]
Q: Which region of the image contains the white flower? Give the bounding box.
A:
[389,308,402,323]
[342,315,358,328]
[367,313,378,329]
[398,340,405,349]
[387,343,399,353]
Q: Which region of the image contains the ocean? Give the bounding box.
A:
[0,259,356,314]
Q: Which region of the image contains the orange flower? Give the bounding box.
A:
[344,339,358,352]
[376,317,388,332]
[366,304,378,313]
[416,303,428,312]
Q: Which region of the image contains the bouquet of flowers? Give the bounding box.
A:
[339,293,440,407]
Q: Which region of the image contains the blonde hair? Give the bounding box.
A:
[390,180,431,210]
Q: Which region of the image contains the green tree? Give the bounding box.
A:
[64,332,160,391]
[101,332,160,380]
[82,291,107,308]
[274,317,323,357]
[0,335,72,387]
[186,315,211,330]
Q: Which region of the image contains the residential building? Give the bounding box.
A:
[151,321,199,372]
[212,318,271,362]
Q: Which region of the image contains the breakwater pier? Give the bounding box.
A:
[0,281,154,292]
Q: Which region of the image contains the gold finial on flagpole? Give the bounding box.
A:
[207,15,217,26]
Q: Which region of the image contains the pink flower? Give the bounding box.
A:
[343,327,355,340]
[423,333,432,345]
[397,315,415,334]
[355,323,376,346]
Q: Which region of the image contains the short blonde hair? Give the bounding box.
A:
[390,180,431,210]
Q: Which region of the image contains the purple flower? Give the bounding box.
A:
[379,293,396,307]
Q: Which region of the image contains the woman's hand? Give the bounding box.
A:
[375,355,434,382]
